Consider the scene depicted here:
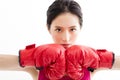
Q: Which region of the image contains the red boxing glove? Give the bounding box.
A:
[65,45,114,79]
[19,44,66,79]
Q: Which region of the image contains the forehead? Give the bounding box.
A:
[51,12,80,28]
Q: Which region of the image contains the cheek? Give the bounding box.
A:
[51,34,61,43]
[71,33,79,42]
[49,29,61,43]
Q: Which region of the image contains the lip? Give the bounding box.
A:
[61,44,71,48]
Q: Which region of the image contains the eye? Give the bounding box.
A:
[55,28,62,32]
[70,28,76,32]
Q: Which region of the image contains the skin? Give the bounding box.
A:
[49,12,81,48]
[0,12,120,80]
[0,54,38,80]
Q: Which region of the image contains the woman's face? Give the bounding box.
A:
[49,12,81,48]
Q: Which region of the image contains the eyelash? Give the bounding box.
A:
[55,28,77,32]
[70,28,76,31]
[55,28,61,32]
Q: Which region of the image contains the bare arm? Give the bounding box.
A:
[91,55,120,79]
[0,54,38,80]
[112,55,120,69]
[0,54,22,70]
[23,66,39,80]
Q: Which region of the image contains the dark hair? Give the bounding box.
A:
[47,0,83,30]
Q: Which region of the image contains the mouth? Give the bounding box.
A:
[61,44,71,49]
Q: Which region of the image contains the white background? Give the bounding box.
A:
[0,0,120,80]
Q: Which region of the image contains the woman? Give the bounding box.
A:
[0,0,120,80]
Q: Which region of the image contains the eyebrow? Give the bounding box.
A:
[69,26,77,28]
[54,26,77,28]
[54,26,62,28]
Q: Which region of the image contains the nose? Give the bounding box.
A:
[62,31,70,42]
